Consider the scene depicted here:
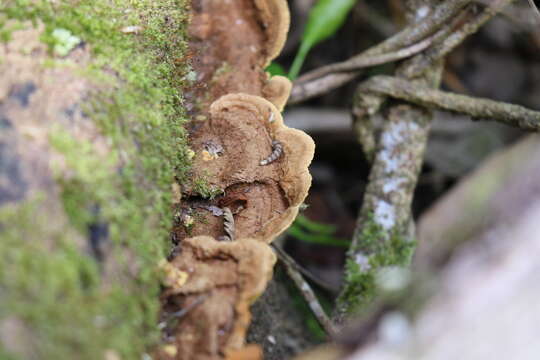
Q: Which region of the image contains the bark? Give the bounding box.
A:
[0,2,190,359]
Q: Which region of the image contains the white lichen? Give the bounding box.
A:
[374,200,396,230]
[381,122,406,148]
[416,6,430,20]
[379,121,416,174]
[382,177,407,194]
[354,252,371,271]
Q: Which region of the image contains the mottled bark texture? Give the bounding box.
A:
[335,0,444,320]
[0,1,190,359]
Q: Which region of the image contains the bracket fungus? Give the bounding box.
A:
[262,75,292,112]
[253,0,291,67]
[159,236,276,360]
[185,0,292,111]
[162,0,314,358]
[179,93,314,243]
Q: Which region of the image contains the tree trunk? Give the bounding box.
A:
[0,1,191,359]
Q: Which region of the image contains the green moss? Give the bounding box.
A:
[0,199,168,360]
[192,176,224,199]
[337,215,415,316]
[1,0,192,358]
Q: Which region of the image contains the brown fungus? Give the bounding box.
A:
[253,0,290,66]
[160,236,276,360]
[185,93,314,243]
[163,1,315,357]
[262,75,292,112]
[253,0,293,110]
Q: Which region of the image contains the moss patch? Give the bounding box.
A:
[1,0,191,358]
[337,215,415,316]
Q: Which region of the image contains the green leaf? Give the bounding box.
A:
[265,62,288,77]
[289,0,357,79]
[288,223,350,247]
[295,214,336,235]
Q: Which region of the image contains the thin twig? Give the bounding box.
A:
[360,75,540,131]
[271,244,337,336]
[402,1,517,77]
[363,0,470,56]
[289,71,359,105]
[296,37,433,84]
[289,0,471,104]
[271,243,337,293]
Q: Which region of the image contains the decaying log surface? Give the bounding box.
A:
[1,1,316,359]
[160,1,316,359]
[0,1,191,359]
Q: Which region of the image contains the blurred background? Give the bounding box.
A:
[266,0,540,348]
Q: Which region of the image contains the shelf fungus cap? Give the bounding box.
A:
[262,75,292,112]
[253,0,290,66]
[163,236,276,358]
[209,93,315,243]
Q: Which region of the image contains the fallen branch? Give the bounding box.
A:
[289,0,471,104]
[360,75,540,131]
[296,37,433,84]
[271,244,337,336]
[336,0,518,323]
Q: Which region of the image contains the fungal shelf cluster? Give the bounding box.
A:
[158,1,315,359]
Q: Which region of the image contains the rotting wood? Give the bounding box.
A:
[159,1,315,359]
[0,2,193,358]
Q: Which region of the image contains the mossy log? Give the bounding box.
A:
[0,1,191,359]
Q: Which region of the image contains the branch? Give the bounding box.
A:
[360,75,540,131]
[402,0,517,77]
[335,0,518,322]
[271,244,337,336]
[351,1,513,160]
[296,37,433,84]
[289,0,471,104]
